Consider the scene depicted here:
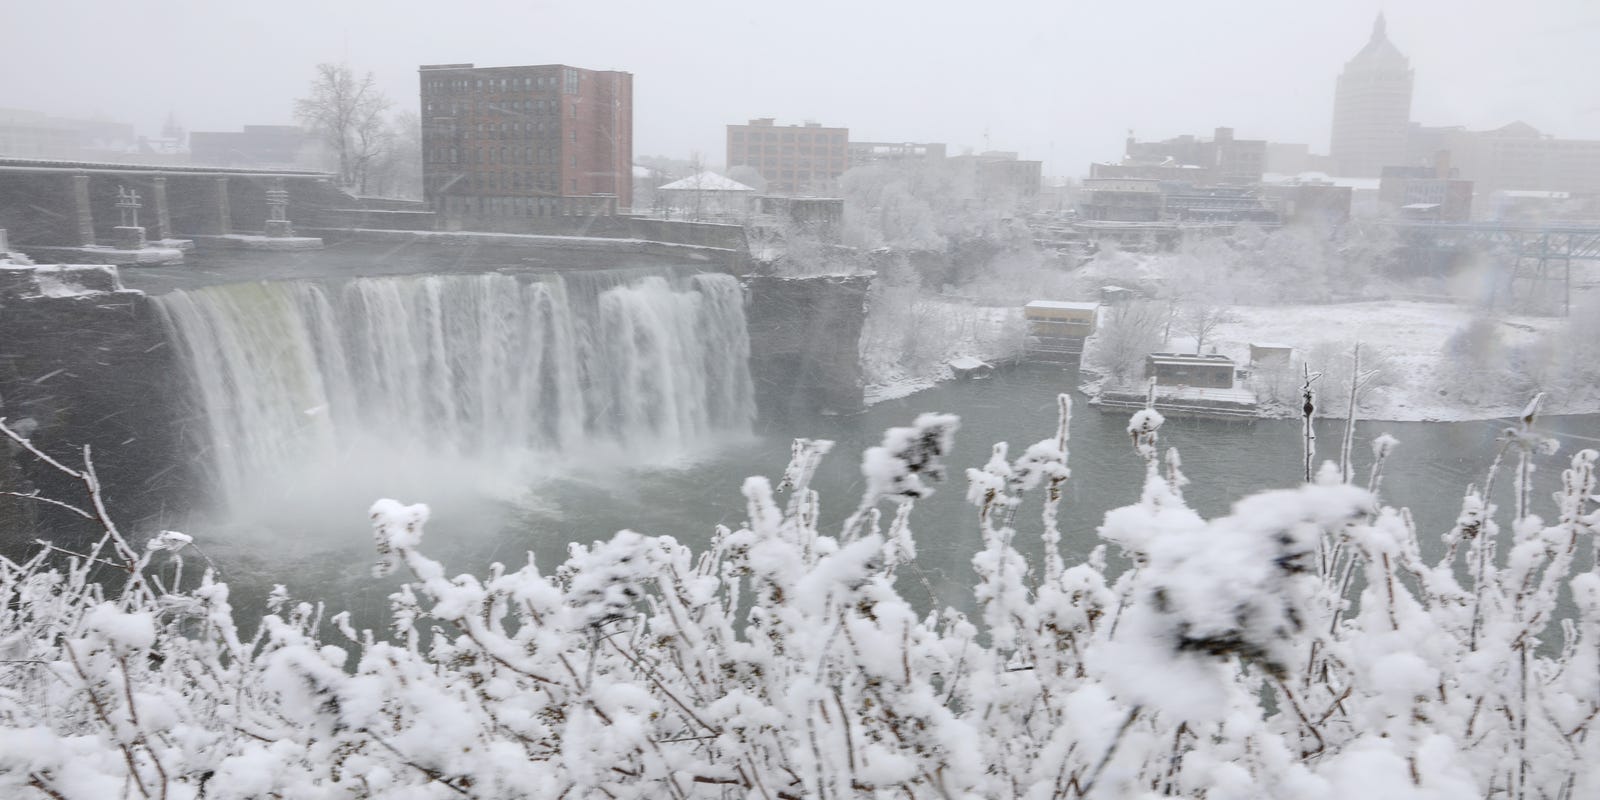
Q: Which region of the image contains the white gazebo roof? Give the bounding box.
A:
[657,171,755,192]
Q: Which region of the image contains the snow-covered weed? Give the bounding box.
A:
[2,397,1597,798]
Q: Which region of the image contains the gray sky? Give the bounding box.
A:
[4,0,1597,176]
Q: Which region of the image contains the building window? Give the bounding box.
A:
[570,179,578,193]
[570,130,577,143]
[570,154,577,167]
[563,68,579,95]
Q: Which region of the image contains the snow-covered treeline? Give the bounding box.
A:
[1,395,1597,799]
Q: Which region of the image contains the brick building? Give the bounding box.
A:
[726,119,848,195]
[419,63,632,217]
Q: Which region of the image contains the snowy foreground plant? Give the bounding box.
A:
[2,398,1598,799]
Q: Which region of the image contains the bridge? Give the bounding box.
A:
[1383,220,1600,315]
[0,157,753,275]
[0,157,361,253]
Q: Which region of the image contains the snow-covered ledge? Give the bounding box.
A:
[0,263,141,300]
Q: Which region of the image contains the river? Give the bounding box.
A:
[180,361,1597,629]
[107,244,1597,628]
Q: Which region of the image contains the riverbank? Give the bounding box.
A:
[862,296,1024,405]
[1206,300,1597,421]
[868,296,1600,421]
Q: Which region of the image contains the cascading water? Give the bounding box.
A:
[156,270,755,511]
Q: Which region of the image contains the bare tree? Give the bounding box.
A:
[295,63,393,193]
[1181,302,1234,354]
[1089,301,1166,385]
[365,111,422,199]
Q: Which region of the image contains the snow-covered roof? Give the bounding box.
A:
[1148,352,1235,366]
[1498,190,1570,200]
[632,164,653,178]
[1402,203,1440,210]
[657,171,755,193]
[1261,172,1380,192]
[1025,300,1098,311]
[1250,342,1293,350]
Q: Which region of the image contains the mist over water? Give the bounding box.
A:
[155,269,755,524]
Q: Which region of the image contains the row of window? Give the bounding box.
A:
[428,120,561,138]
[730,144,847,157]
[469,171,566,192]
[427,129,580,151]
[423,69,579,96]
[730,130,846,145]
[728,156,846,171]
[427,146,581,167]
[424,99,578,119]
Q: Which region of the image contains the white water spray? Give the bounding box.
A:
[156,271,755,510]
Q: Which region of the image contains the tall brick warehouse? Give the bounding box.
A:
[726,118,848,196]
[420,63,632,216]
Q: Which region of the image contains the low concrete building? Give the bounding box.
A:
[847,141,946,167]
[757,196,844,240]
[190,125,318,169]
[1025,300,1098,363]
[1379,159,1473,222]
[1249,343,1294,367]
[1146,352,1237,389]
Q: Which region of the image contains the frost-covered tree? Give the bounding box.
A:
[1089,300,1166,385]
[1179,302,1234,354]
[295,62,393,193]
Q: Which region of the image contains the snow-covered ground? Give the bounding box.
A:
[1206,300,1587,421]
[870,292,1598,422]
[862,298,1023,405]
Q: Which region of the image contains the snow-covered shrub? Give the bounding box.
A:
[2,392,1598,798]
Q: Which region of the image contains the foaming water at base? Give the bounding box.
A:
[155,269,756,534]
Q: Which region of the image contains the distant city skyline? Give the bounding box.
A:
[2,0,1596,176]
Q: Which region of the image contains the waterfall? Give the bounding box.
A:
[156,270,755,508]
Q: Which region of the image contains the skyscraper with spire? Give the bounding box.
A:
[1330,14,1414,177]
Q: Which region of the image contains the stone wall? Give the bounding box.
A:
[742,273,872,418]
[434,213,751,252]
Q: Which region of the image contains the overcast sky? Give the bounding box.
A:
[4,0,1597,176]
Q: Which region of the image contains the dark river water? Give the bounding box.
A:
[187,363,1598,630]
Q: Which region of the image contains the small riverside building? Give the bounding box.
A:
[655,171,756,220]
[1249,342,1294,367]
[1024,300,1098,363]
[1146,352,1237,389]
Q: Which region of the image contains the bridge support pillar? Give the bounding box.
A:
[71,174,95,246]
[213,177,232,235]
[150,177,173,240]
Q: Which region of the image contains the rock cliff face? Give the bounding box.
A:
[742,273,872,419]
[0,267,189,546]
